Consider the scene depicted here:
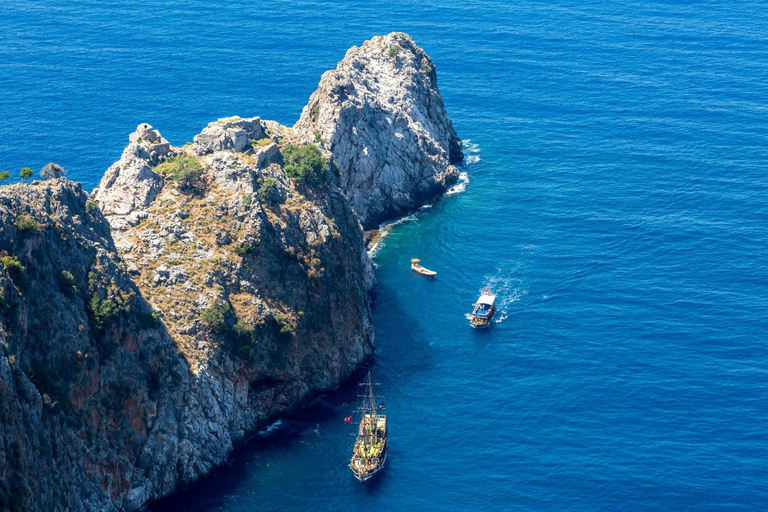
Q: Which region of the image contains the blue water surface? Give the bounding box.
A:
[2,0,768,510]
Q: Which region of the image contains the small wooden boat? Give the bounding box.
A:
[349,372,388,482]
[411,258,437,277]
[470,290,497,328]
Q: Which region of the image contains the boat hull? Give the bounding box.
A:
[470,307,496,328]
[411,264,436,277]
[351,449,388,482]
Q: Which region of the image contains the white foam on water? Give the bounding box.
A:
[258,419,283,436]
[478,271,527,324]
[367,213,419,259]
[463,140,481,163]
[446,140,480,196]
[446,171,469,195]
[369,138,481,256]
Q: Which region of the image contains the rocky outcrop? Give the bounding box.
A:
[295,32,463,228]
[1,118,374,510]
[192,116,266,156]
[93,124,172,230]
[0,32,461,510]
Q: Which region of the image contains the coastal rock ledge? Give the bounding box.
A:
[296,32,464,229]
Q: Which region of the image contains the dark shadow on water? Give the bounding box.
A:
[358,464,390,494]
[151,281,427,511]
[150,364,381,511]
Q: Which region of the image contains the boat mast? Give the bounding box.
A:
[368,372,376,417]
[367,372,376,446]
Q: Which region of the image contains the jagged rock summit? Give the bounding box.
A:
[295,32,464,228]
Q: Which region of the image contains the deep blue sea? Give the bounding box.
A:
[3,0,768,510]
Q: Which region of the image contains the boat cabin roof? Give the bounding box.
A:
[477,294,496,306]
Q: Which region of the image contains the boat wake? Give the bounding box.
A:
[481,272,526,324]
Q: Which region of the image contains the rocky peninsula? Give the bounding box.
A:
[0,32,460,511]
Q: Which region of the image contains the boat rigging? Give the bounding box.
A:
[349,372,388,482]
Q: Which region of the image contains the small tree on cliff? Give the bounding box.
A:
[0,171,10,184]
[154,156,204,193]
[40,162,65,180]
[20,167,33,183]
[283,144,329,185]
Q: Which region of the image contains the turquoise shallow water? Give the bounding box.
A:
[3,0,768,510]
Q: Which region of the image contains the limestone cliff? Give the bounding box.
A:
[295,32,463,228]
[0,32,462,511]
[0,118,373,511]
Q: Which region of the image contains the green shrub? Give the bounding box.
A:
[0,171,10,184]
[254,137,273,148]
[234,241,253,256]
[310,105,319,120]
[240,193,252,208]
[274,313,295,338]
[20,167,33,183]
[15,214,39,235]
[85,292,125,360]
[283,145,329,185]
[389,44,402,57]
[86,197,99,213]
[201,298,230,333]
[256,176,279,202]
[59,270,77,296]
[1,255,25,281]
[154,156,203,191]
[88,297,120,331]
[233,321,250,337]
[231,321,257,359]
[421,61,433,73]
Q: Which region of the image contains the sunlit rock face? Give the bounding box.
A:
[295,32,463,229]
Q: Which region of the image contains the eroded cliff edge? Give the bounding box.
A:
[0,120,374,511]
[0,32,461,511]
[295,32,463,229]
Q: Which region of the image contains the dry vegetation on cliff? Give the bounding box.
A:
[0,30,461,511]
